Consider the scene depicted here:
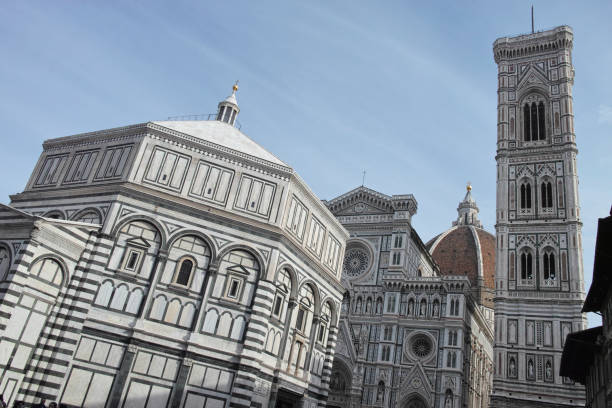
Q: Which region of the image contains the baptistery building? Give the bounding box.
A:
[0,87,348,408]
[325,186,494,408]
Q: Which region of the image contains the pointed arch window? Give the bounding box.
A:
[520,183,532,209]
[523,100,546,141]
[520,251,534,283]
[541,182,553,208]
[542,250,557,285]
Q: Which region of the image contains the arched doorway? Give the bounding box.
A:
[404,395,427,408]
[328,357,352,408]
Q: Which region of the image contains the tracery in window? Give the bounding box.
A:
[520,183,532,209]
[30,258,63,286]
[541,182,553,208]
[520,251,533,282]
[542,250,556,284]
[523,100,546,141]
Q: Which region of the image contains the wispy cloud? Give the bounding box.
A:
[598,105,612,124]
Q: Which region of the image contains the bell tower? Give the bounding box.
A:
[491,26,586,407]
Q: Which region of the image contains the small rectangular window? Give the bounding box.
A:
[229,280,239,298]
[295,308,306,332]
[121,248,144,273]
[224,276,244,301]
[317,323,326,343]
[272,295,284,317]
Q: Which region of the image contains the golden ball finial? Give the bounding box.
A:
[232,80,239,93]
[467,181,472,191]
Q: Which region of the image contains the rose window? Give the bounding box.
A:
[411,335,433,358]
[343,248,369,277]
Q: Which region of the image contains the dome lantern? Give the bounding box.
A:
[454,182,482,228]
[216,81,240,126]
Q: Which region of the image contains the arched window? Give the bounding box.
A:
[541,182,553,208]
[523,100,546,141]
[174,258,195,286]
[520,183,532,209]
[530,103,538,140]
[520,251,533,281]
[543,251,556,281]
[30,258,63,286]
[523,104,531,141]
[167,235,211,291]
[44,210,64,220]
[74,210,101,224]
[538,102,545,139]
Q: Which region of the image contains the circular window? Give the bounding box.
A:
[343,248,370,277]
[410,335,433,359]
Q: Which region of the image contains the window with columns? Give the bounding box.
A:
[520,249,534,285]
[523,100,546,141]
[540,181,554,209]
[520,182,532,210]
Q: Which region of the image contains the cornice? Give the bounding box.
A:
[493,26,573,63]
[43,124,147,151]
[40,121,295,181]
[496,144,578,161]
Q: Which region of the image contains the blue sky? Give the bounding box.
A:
[1,1,610,327]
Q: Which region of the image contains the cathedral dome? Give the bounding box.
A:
[426,185,495,305]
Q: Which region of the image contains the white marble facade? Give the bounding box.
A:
[325,187,493,408]
[490,25,587,408]
[0,89,347,407]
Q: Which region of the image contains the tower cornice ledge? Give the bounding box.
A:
[493,25,573,63]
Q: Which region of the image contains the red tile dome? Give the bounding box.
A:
[426,185,496,307]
